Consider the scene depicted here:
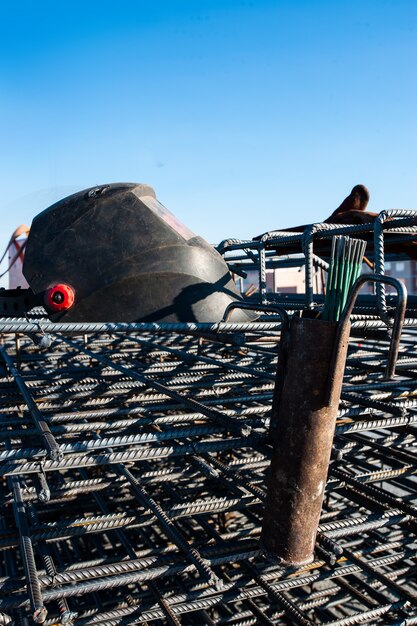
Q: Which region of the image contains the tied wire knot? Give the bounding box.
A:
[25,316,53,350]
[60,609,78,625]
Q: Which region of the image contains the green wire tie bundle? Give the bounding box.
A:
[322,236,367,322]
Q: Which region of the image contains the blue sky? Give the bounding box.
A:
[1,0,416,275]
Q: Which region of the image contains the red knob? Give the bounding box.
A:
[45,284,75,312]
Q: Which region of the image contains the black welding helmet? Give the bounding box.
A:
[23,183,252,323]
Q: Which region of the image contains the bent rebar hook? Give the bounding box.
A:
[327,274,407,394]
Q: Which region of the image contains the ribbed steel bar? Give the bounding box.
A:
[0,320,282,334]
[8,475,47,623]
[0,346,62,462]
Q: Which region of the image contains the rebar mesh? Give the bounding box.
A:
[0,317,416,625]
[1,213,417,624]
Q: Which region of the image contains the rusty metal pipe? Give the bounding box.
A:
[260,315,350,567]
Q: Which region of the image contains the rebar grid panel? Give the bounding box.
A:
[0,322,415,625]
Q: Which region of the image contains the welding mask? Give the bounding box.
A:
[23,183,250,323]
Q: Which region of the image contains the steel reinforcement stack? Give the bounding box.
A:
[0,212,416,625]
